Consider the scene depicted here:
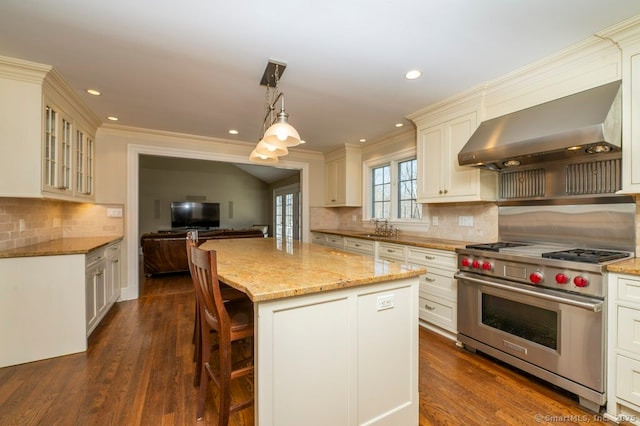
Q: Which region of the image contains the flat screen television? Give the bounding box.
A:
[170,201,220,229]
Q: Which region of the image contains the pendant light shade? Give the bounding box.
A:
[254,139,288,157]
[262,111,301,148]
[249,149,279,164]
[249,60,302,162]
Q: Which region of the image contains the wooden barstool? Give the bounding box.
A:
[186,233,247,388]
[190,245,254,424]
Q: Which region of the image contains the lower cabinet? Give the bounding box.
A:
[406,246,458,339]
[606,273,640,423]
[343,237,375,256]
[86,240,121,337]
[310,231,459,340]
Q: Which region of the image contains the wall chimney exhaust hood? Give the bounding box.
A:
[458,81,621,170]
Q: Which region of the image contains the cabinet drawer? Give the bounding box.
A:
[406,246,456,269]
[311,232,327,245]
[86,246,106,266]
[418,295,456,333]
[618,306,640,356]
[618,276,640,305]
[420,266,456,301]
[378,242,405,262]
[325,235,345,249]
[343,237,375,256]
[617,355,640,407]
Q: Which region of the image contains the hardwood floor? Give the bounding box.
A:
[0,272,624,425]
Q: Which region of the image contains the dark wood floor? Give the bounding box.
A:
[0,272,622,425]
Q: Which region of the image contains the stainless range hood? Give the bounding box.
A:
[458,81,622,171]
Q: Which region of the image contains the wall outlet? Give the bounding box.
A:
[376,294,394,311]
[107,207,123,218]
[432,216,439,226]
[53,217,61,228]
[458,215,474,227]
[18,219,25,232]
[352,214,357,222]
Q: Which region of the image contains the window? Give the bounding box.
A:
[372,165,390,219]
[398,159,421,219]
[366,151,422,222]
[274,183,301,240]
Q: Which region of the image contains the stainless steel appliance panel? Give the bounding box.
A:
[457,273,604,392]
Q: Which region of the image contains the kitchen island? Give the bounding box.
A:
[198,237,425,426]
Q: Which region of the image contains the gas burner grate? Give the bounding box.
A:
[466,242,530,252]
[541,249,630,264]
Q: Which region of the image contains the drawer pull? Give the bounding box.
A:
[95,271,104,276]
[355,244,361,247]
[424,276,436,282]
[424,255,435,260]
[424,304,436,311]
[387,249,395,253]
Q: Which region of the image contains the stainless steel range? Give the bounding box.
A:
[455,202,636,413]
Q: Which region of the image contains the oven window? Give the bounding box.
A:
[481,293,558,350]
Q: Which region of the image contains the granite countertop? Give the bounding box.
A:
[311,228,468,252]
[607,257,640,276]
[0,236,122,259]
[198,237,425,302]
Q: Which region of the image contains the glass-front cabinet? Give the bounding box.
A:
[41,87,97,201]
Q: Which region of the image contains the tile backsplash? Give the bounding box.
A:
[0,198,124,251]
[311,203,499,243]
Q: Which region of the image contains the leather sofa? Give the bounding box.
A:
[141,228,264,276]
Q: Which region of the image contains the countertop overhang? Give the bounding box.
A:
[0,236,122,259]
[198,237,425,302]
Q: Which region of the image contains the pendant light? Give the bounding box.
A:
[249,60,301,163]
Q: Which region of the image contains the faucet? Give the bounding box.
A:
[370,218,397,238]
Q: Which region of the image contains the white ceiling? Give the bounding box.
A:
[1,1,640,157]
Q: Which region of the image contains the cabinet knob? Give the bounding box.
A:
[439,190,443,195]
[443,189,448,194]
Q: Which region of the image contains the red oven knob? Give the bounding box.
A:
[574,276,589,287]
[555,273,570,284]
[529,272,544,285]
[472,260,481,269]
[461,258,472,267]
[482,262,493,271]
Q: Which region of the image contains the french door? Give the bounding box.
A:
[274,184,301,240]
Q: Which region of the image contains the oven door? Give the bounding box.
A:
[456,272,604,392]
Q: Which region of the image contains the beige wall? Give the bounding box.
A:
[138,156,272,235]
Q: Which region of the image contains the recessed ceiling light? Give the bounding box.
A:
[404,70,422,80]
[107,116,118,121]
[86,89,101,96]
[300,140,306,144]
[228,129,239,135]
[359,139,366,143]
[395,123,404,128]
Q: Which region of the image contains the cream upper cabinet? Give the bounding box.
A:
[617,32,640,193]
[0,56,100,201]
[324,144,362,207]
[415,110,496,203]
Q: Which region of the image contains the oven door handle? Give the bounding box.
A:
[454,272,603,312]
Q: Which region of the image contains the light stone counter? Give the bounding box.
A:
[310,228,468,252]
[0,236,121,259]
[198,236,422,425]
[607,257,640,276]
[198,236,425,302]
